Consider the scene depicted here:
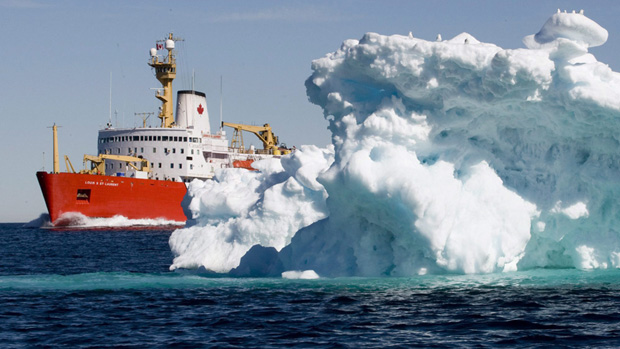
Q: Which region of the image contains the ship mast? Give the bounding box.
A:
[48,123,60,174]
[148,33,182,128]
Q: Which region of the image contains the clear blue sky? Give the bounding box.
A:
[2,0,619,222]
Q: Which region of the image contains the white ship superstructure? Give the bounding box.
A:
[98,90,230,182]
[94,33,285,183]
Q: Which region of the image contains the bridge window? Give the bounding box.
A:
[170,163,174,169]
[204,152,228,160]
[179,164,182,169]
[153,148,156,153]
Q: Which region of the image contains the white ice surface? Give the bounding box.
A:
[170,11,620,275]
[169,145,333,272]
[281,270,320,279]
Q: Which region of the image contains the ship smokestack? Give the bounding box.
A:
[176,90,210,133]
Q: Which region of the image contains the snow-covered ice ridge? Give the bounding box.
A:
[170,11,620,276]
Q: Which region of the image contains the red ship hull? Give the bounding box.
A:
[36,171,187,224]
[232,159,257,171]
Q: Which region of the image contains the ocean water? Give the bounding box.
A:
[1,223,620,347]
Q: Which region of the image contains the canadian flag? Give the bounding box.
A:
[156,43,163,50]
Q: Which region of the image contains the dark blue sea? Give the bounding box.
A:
[1,223,620,347]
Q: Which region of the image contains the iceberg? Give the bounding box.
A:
[170,10,620,276]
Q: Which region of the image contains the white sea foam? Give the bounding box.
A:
[24,214,55,228]
[170,11,620,275]
[31,212,183,228]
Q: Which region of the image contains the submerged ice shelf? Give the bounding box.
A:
[170,10,620,276]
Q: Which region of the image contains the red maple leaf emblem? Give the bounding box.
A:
[197,104,204,115]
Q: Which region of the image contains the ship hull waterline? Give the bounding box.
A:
[36,171,187,225]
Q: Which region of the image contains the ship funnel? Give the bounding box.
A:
[176,90,210,133]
